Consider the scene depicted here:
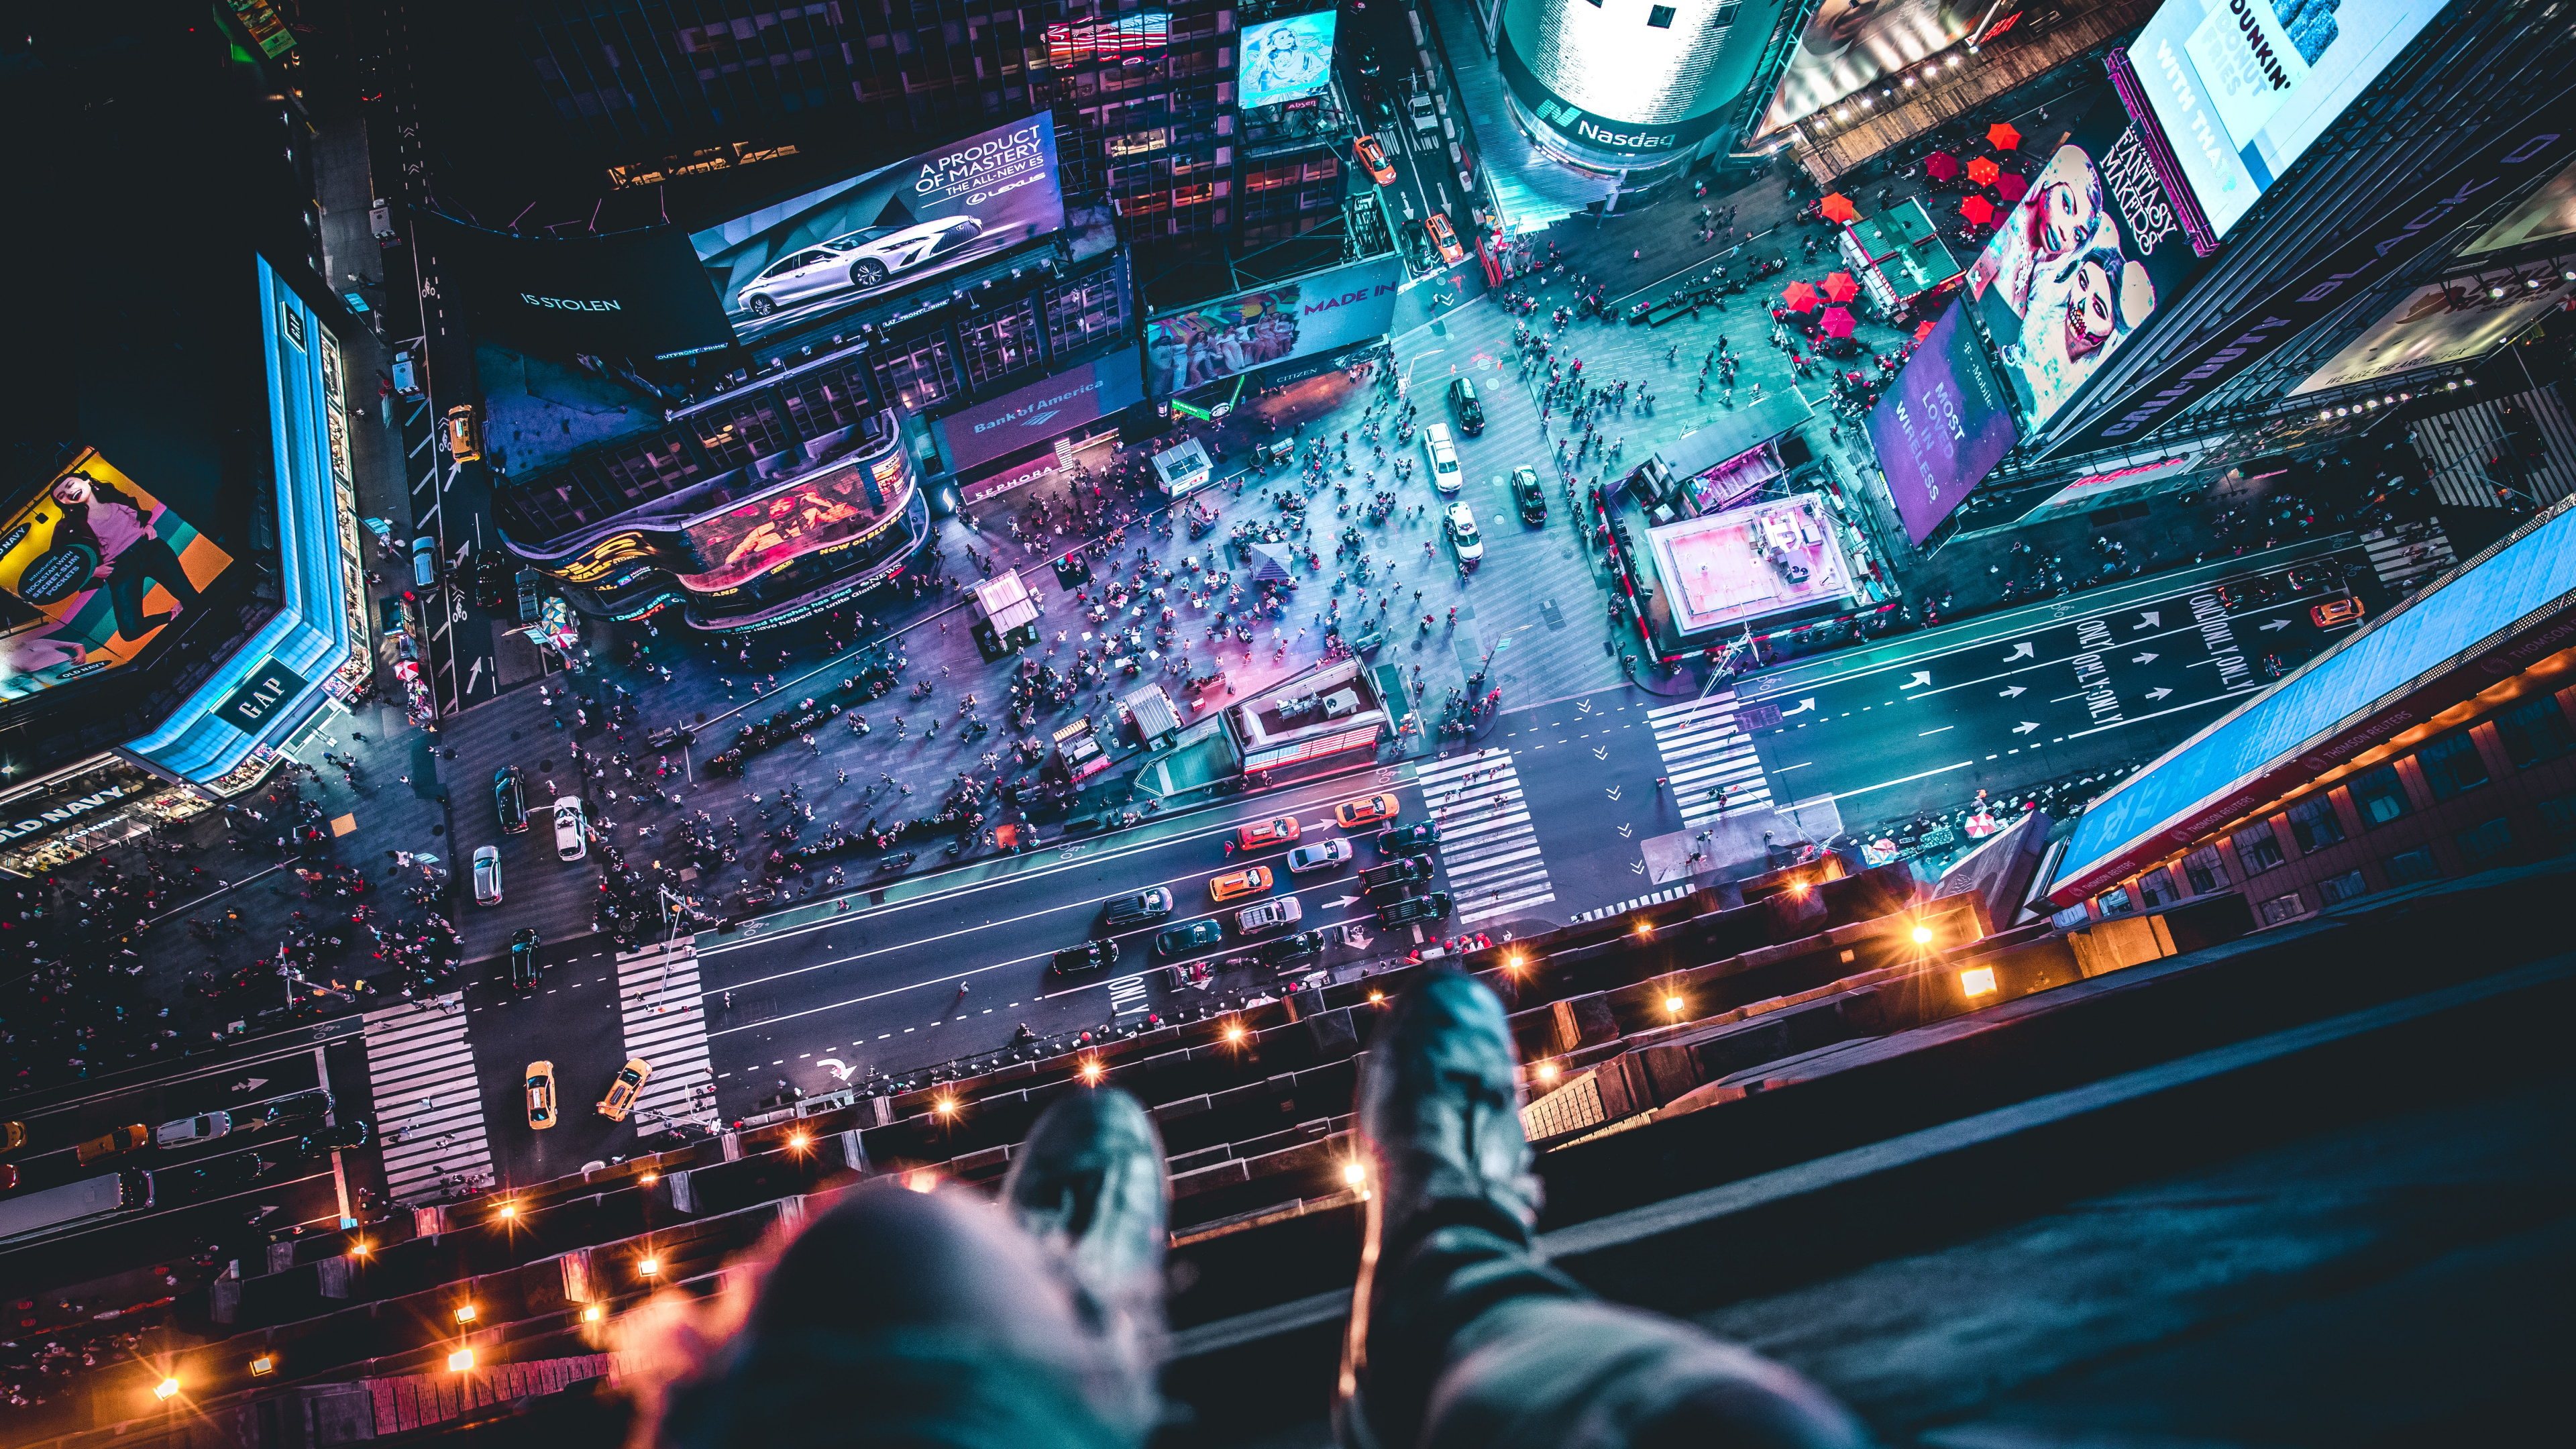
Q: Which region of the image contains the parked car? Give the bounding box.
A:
[1287,839,1354,873]
[154,1112,233,1149]
[1378,891,1454,927]
[1423,423,1462,494]
[1358,857,1433,891]
[1377,822,1442,857]
[1236,814,1301,849]
[1235,896,1304,936]
[597,1059,652,1121]
[1424,212,1466,266]
[494,765,529,835]
[1445,503,1484,566]
[1258,930,1326,968]
[1103,888,1175,928]
[1448,376,1484,436]
[508,928,542,994]
[1368,879,1433,910]
[553,796,588,862]
[411,535,439,588]
[1407,91,1440,135]
[1511,466,1548,525]
[1154,918,1226,957]
[1354,134,1396,186]
[443,403,482,462]
[1209,866,1273,902]
[472,845,502,906]
[1049,939,1122,979]
[74,1124,149,1166]
[526,1063,557,1130]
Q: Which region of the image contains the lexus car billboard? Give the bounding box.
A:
[691,115,1067,347]
[1240,11,1340,110]
[0,449,236,701]
[417,213,737,361]
[1143,256,1403,397]
[1866,304,2020,542]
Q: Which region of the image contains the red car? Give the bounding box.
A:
[1424,214,1466,266]
[1354,135,1397,186]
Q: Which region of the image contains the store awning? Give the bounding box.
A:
[973,570,1040,633]
[1125,684,1183,741]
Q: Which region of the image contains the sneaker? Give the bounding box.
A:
[1003,1084,1171,1336]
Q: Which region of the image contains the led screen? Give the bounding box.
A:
[1045,11,1169,65]
[678,452,914,592]
[0,449,235,701]
[2459,156,2576,258]
[1143,256,1403,397]
[1968,90,2210,429]
[1240,11,1340,110]
[2291,273,2576,396]
[417,213,736,361]
[2128,0,2444,239]
[938,348,1146,475]
[692,115,1066,347]
[1865,304,2020,542]
[1758,0,1984,136]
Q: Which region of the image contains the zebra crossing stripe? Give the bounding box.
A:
[1648,692,1776,827]
[2362,521,2455,594]
[362,993,492,1205]
[1108,973,1150,1017]
[1570,885,1695,924]
[1417,749,1556,926]
[616,942,712,1121]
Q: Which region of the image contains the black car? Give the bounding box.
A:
[1378,891,1453,928]
[1357,857,1434,892]
[256,1090,333,1128]
[1104,888,1175,928]
[161,1152,262,1204]
[1048,939,1122,979]
[1449,378,1485,437]
[1511,467,1548,525]
[494,766,529,835]
[508,928,542,994]
[1366,880,1428,910]
[301,1119,375,1151]
[1375,822,1442,858]
[1258,930,1326,968]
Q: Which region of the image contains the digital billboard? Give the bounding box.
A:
[678,451,914,593]
[1757,0,1984,136]
[691,115,1067,347]
[2291,274,2576,396]
[1866,304,2020,542]
[938,348,1146,475]
[2459,156,2576,258]
[417,213,736,361]
[0,449,236,701]
[2127,0,2445,239]
[1240,11,1340,110]
[1500,0,1791,164]
[1144,256,1403,397]
[1968,91,2209,429]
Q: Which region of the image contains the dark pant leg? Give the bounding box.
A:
[106,537,199,641]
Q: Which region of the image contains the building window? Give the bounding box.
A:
[2348,765,2410,828]
[2256,892,2305,926]
[1042,270,1127,356]
[2415,731,2489,801]
[2286,795,2345,853]
[2318,869,2370,905]
[955,299,1042,390]
[2453,816,2513,867]
[1648,4,1677,25]
[869,335,961,410]
[2180,845,2227,895]
[2383,846,2441,886]
[1709,1,1742,25]
[2540,792,2576,849]
[2098,885,2133,915]
[2234,819,2286,875]
[2496,692,2576,769]
[2134,866,2180,908]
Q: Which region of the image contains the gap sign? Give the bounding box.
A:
[216,659,310,733]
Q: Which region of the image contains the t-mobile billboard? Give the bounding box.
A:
[419,213,737,361]
[691,115,1067,347]
[938,348,1146,475]
[1866,303,2020,543]
[1142,256,1403,397]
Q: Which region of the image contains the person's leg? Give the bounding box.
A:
[104,537,197,641]
[1337,969,1870,1449]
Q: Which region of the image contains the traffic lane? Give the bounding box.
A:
[0,1161,342,1289]
[460,965,638,1187]
[1474,700,1666,914]
[5,1069,336,1195]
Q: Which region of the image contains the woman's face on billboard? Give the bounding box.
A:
[51,474,95,508]
[2037,176,2096,256]
[2064,259,2117,350]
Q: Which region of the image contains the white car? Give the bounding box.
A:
[1423,422,1462,494]
[1444,502,1484,566]
[154,1112,233,1148]
[553,796,588,863]
[1286,839,1353,873]
[1235,896,1304,936]
[472,845,502,905]
[735,217,987,317]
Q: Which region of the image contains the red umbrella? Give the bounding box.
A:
[1819,307,1858,339]
[1967,156,2001,185]
[1914,319,1938,341]
[1994,172,2029,202]
[1925,152,1960,180]
[1988,121,2023,152]
[1820,193,1861,224]
[1960,195,1996,225]
[1783,280,1819,312]
[1822,270,1860,303]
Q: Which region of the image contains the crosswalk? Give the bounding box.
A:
[2362,519,2456,596]
[616,941,713,1126]
[1108,973,1150,1018]
[1419,749,1556,926]
[1571,884,1698,924]
[1648,693,1774,827]
[361,993,492,1205]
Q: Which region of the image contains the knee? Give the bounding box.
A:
[751,1180,1070,1350]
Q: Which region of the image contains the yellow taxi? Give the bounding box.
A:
[526,1061,558,1130]
[1209,866,1274,903]
[74,1124,148,1166]
[1424,213,1467,266]
[597,1058,653,1122]
[1334,794,1399,830]
[1354,134,1397,186]
[1236,815,1301,849]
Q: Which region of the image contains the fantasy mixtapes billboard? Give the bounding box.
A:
[0,449,236,700]
[418,213,737,361]
[1239,11,1340,110]
[2127,0,2445,239]
[1866,304,2021,542]
[2291,273,2576,396]
[692,115,1067,346]
[1143,256,1404,397]
[1968,90,2210,430]
[938,348,1147,475]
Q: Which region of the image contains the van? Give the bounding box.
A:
[1422,422,1462,495]
[1448,377,1484,435]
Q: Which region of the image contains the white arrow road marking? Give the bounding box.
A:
[466,657,486,695]
[816,1058,853,1082]
[2145,688,2173,700]
[1616,823,1634,839]
[2137,610,2161,628]
[1592,746,1609,759]
[231,1077,271,1093]
[2131,652,2159,663]
[1575,698,1596,714]
[1778,698,1817,716]
[2012,721,2040,735]
[1998,685,2027,698]
[2261,618,2293,631]
[1328,894,1361,908]
[1605,786,1623,801]
[1630,860,1647,873]
[2004,641,2035,660]
[1902,671,1932,688]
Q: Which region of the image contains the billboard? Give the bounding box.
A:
[0,449,236,701]
[1968,91,2209,430]
[2127,0,2445,240]
[938,348,1146,475]
[1144,256,1403,397]
[2291,274,2576,396]
[1757,0,1985,136]
[1866,304,2021,542]
[691,115,1066,347]
[2459,156,2576,258]
[677,451,914,593]
[1240,11,1340,110]
[417,213,736,361]
[1500,0,1790,164]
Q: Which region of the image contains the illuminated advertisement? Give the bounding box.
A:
[417,212,736,360]
[2460,156,2576,258]
[1968,91,2209,429]
[1240,11,1340,110]
[938,348,1147,474]
[2292,273,2576,396]
[0,450,236,702]
[2127,0,2445,239]
[1758,0,1985,136]
[691,115,1067,346]
[678,452,915,592]
[1046,11,1169,64]
[1499,0,1788,166]
[1144,256,1403,397]
[1866,305,2021,542]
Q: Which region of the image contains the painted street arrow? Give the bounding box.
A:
[2131,652,2159,663]
[1777,698,1818,716]
[2004,641,2035,660]
[2137,610,2161,629]
[2260,618,2294,631]
[230,1077,271,1094]
[1630,859,1648,873]
[1901,671,1933,688]
[1591,746,1609,759]
[1328,895,1362,909]
[2012,721,2040,735]
[1998,685,2027,698]
[1616,823,1634,839]
[1605,786,1623,801]
[1575,698,1596,714]
[2144,688,2173,700]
